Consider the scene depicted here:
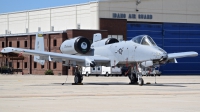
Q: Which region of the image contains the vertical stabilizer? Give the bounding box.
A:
[93,33,102,43]
[34,33,45,65]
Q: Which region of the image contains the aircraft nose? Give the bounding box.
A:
[155,47,168,61]
[160,52,168,61]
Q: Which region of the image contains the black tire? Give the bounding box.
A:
[74,75,79,84]
[74,72,83,84]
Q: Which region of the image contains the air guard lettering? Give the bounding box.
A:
[113,13,126,19]
[138,14,152,19]
[129,14,136,19]
[113,13,153,19]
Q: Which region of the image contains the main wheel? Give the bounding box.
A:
[74,72,83,84]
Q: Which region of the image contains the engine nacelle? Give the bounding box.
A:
[91,37,119,48]
[60,36,91,54]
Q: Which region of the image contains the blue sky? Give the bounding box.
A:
[0,0,94,14]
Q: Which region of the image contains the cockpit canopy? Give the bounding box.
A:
[131,35,157,46]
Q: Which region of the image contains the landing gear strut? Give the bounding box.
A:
[137,73,144,86]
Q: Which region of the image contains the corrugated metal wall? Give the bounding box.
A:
[127,23,200,75]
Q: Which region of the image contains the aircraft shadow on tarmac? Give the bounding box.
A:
[144,84,186,87]
[53,82,130,85]
[49,82,200,87]
[162,83,200,85]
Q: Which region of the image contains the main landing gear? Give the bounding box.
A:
[74,72,83,84]
[73,66,83,84]
[128,73,144,86]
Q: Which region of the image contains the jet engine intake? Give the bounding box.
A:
[60,36,91,54]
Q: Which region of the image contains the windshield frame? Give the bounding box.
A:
[132,35,157,46]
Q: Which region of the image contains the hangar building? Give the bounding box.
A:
[0,0,200,75]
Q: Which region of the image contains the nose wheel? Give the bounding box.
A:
[137,73,144,86]
[138,78,144,86]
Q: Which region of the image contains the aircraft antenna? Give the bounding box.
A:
[155,73,157,84]
[62,74,68,85]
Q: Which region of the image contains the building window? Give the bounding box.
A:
[9,42,12,47]
[2,42,4,48]
[17,41,20,48]
[53,62,57,69]
[41,65,44,69]
[17,62,20,68]
[24,62,27,68]
[34,62,37,68]
[53,40,57,46]
[9,62,12,67]
[24,41,27,47]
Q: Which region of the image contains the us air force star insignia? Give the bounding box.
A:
[118,48,123,55]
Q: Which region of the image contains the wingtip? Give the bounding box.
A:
[0,47,13,53]
[0,48,5,53]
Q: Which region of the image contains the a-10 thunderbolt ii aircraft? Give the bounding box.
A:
[1,33,198,85]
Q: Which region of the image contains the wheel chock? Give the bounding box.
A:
[72,83,83,85]
[146,82,151,84]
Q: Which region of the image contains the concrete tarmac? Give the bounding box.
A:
[0,75,200,112]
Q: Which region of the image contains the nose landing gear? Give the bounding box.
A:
[128,63,144,86]
[138,75,144,86]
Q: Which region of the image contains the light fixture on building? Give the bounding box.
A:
[38,27,41,32]
[51,26,54,31]
[77,24,80,29]
[136,0,141,5]
[26,28,29,33]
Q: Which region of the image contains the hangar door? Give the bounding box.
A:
[127,23,200,75]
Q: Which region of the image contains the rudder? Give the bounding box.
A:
[34,33,45,65]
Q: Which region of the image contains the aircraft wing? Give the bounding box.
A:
[1,47,110,67]
[168,52,198,59]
